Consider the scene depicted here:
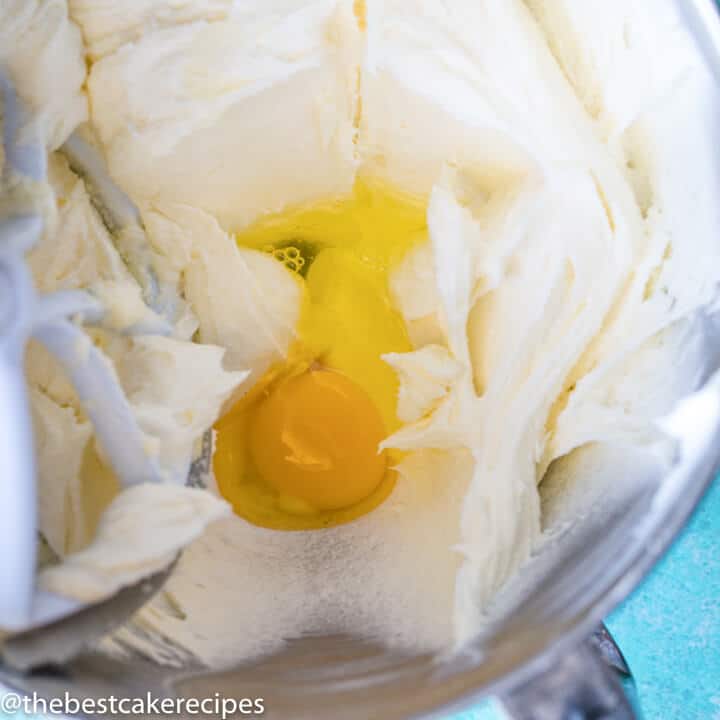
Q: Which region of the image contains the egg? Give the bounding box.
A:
[213,180,427,530]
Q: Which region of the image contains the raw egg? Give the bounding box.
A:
[214,180,427,529]
[249,369,387,511]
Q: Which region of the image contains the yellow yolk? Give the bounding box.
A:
[249,370,387,511]
[214,180,427,530]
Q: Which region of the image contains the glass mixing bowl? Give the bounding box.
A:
[1,1,719,718]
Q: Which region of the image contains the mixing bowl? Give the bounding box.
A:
[1,1,719,718]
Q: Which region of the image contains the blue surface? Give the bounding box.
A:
[605,477,720,720]
[443,478,720,720]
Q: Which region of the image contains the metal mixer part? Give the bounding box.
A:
[501,627,639,720]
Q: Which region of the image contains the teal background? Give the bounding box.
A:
[444,477,720,720]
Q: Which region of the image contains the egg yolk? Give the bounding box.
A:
[213,180,427,530]
[249,370,387,511]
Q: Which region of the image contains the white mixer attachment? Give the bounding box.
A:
[0,69,166,633]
